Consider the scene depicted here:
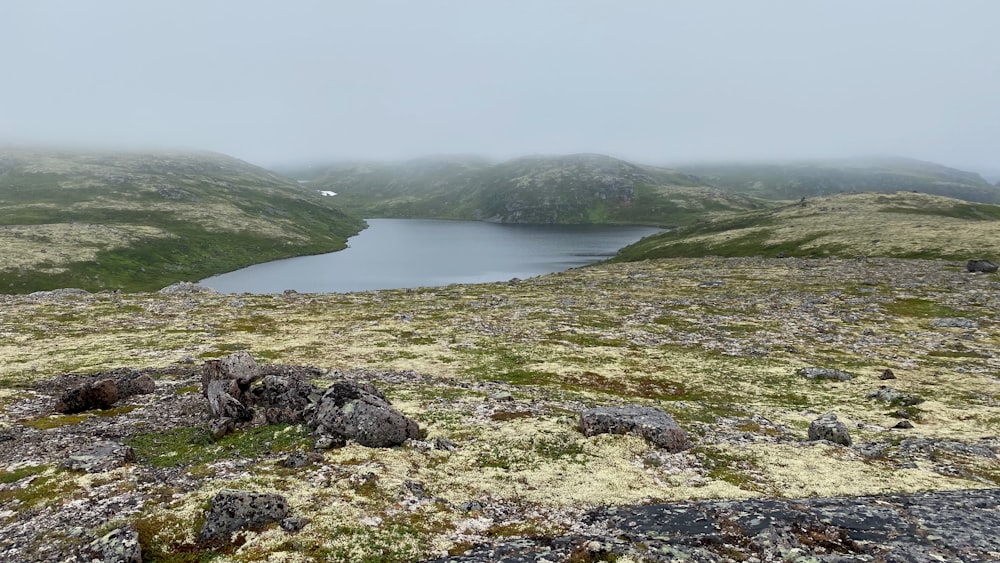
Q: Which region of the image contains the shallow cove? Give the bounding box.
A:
[200,218,661,293]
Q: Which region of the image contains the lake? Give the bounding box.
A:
[200,218,661,294]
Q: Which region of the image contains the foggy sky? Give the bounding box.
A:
[2,1,998,172]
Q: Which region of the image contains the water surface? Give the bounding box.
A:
[201,219,660,293]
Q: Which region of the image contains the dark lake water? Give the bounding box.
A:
[200,218,661,294]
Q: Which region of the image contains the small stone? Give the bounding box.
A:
[868,386,923,407]
[433,437,457,451]
[313,434,346,450]
[880,369,897,380]
[280,516,310,533]
[894,420,914,429]
[489,391,514,402]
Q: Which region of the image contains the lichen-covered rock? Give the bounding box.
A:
[309,381,421,447]
[966,259,998,273]
[80,525,141,562]
[579,406,687,452]
[808,413,852,446]
[54,378,118,413]
[249,375,321,424]
[158,281,218,294]
[202,351,260,399]
[868,386,923,407]
[63,441,135,473]
[796,367,853,381]
[198,489,290,544]
[930,317,978,329]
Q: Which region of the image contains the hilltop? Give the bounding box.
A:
[290,153,768,226]
[674,157,1000,203]
[613,191,1000,263]
[0,149,364,293]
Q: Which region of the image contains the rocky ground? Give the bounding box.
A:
[0,256,998,561]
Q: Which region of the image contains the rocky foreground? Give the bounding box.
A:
[0,256,997,560]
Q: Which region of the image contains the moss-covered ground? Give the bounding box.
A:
[0,256,997,560]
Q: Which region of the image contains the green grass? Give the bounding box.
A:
[128,424,311,468]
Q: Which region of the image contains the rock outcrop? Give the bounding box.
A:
[579,406,687,452]
[80,526,141,563]
[198,489,290,544]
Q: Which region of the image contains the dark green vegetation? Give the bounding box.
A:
[613,191,1000,263]
[0,149,364,293]
[675,157,1000,203]
[287,153,769,226]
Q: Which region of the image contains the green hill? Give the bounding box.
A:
[675,157,1000,203]
[292,153,769,226]
[0,149,364,293]
[613,191,1000,262]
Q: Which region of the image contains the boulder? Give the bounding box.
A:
[579,406,687,452]
[796,367,853,381]
[966,259,998,273]
[63,441,135,473]
[249,375,322,424]
[114,372,156,400]
[868,386,923,407]
[808,413,852,446]
[206,379,252,422]
[309,381,421,448]
[202,351,260,400]
[80,526,141,563]
[54,379,118,413]
[198,489,290,544]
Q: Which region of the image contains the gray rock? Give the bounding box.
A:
[930,317,978,329]
[206,379,252,422]
[63,441,135,473]
[808,413,852,446]
[309,381,422,448]
[434,437,458,451]
[796,367,854,381]
[868,386,923,406]
[249,375,321,424]
[894,420,914,429]
[281,516,310,533]
[202,351,260,399]
[966,259,998,273]
[114,372,156,399]
[198,489,290,544]
[55,379,118,413]
[282,451,323,468]
[80,526,141,563]
[158,281,218,294]
[879,368,896,380]
[579,406,687,452]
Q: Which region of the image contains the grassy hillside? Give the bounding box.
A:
[613,191,1000,262]
[675,157,1000,203]
[0,149,364,293]
[292,153,769,226]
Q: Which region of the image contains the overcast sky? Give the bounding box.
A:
[2,1,998,172]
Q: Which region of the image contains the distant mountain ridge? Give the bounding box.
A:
[0,148,364,293]
[290,153,768,226]
[674,157,1000,203]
